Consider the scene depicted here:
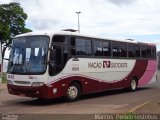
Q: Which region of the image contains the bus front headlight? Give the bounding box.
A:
[31,82,45,87]
[8,80,13,85]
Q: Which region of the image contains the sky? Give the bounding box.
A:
[1,0,160,54]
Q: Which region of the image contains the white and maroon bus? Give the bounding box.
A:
[7,31,157,101]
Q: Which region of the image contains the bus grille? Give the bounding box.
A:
[14,81,30,85]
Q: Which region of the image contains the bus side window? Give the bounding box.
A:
[141,45,155,59]
[112,42,127,58]
[151,46,156,59]
[76,38,92,56]
[52,35,68,44]
[141,45,151,58]
[94,40,103,56]
[71,37,76,56]
[63,46,69,66]
[135,45,140,58]
[128,44,140,58]
[103,41,111,56]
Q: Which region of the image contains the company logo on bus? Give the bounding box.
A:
[103,61,111,68]
[88,61,127,69]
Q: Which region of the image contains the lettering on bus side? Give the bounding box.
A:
[110,63,127,68]
[72,67,79,71]
[72,63,80,71]
[88,61,127,69]
[88,62,102,68]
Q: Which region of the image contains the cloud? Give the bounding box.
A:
[0,0,12,4]
[1,0,160,52]
[1,0,160,50]
[108,0,136,6]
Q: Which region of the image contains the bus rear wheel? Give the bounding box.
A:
[130,79,137,91]
[65,82,81,102]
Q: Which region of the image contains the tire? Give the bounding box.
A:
[65,82,81,102]
[130,79,137,91]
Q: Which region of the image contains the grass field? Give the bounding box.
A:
[1,72,7,83]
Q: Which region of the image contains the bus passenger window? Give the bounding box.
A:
[128,44,140,58]
[141,45,151,58]
[151,46,156,59]
[63,46,68,65]
[52,35,68,44]
[103,41,111,56]
[94,40,103,56]
[71,37,76,56]
[112,42,127,57]
[76,39,86,55]
[76,38,91,56]
[146,46,151,58]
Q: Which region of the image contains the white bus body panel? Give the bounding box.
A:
[47,58,136,85]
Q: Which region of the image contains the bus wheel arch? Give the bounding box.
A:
[65,80,82,102]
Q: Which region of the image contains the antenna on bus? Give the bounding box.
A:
[62,29,78,32]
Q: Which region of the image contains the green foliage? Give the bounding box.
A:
[0,2,32,58]
[2,73,7,83]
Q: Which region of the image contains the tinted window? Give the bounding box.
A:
[151,46,156,59]
[76,38,92,56]
[86,40,92,55]
[135,45,140,57]
[112,42,127,57]
[128,44,140,58]
[52,35,68,44]
[146,46,152,58]
[103,41,111,56]
[64,46,69,65]
[94,40,103,56]
[71,37,76,56]
[49,45,68,76]
[141,45,151,58]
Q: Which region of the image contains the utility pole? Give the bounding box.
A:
[76,11,81,33]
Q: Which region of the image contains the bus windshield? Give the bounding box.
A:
[7,36,49,75]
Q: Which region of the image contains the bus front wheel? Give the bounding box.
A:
[65,82,81,102]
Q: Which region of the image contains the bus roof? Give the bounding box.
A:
[14,31,156,45]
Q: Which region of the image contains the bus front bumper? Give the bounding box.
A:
[7,84,51,99]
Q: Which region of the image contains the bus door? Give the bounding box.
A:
[49,44,68,76]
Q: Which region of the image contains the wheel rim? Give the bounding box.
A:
[67,86,78,99]
[131,80,136,90]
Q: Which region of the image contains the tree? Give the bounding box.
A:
[0,2,32,60]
